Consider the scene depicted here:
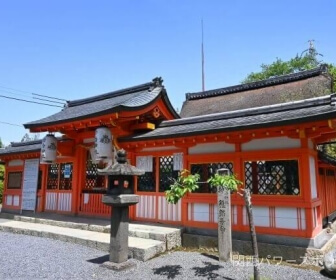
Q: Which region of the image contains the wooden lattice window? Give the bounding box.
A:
[85,152,106,189]
[245,160,300,195]
[60,163,72,190]
[47,164,59,190]
[7,172,22,189]
[137,158,156,192]
[159,156,179,192]
[190,162,234,193]
[47,163,73,190]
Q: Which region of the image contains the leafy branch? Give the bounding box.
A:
[207,173,242,192]
[165,170,200,204]
[165,169,243,204]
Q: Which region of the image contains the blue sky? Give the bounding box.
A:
[0,0,335,145]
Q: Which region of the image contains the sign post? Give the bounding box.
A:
[21,159,39,212]
[217,168,231,262]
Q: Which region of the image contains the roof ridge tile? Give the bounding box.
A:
[67,82,153,107]
[160,94,333,128]
[186,65,328,100]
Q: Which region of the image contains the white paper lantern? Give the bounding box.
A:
[95,127,113,160]
[41,134,57,164]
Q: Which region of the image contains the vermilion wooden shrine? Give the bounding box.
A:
[1,66,336,246]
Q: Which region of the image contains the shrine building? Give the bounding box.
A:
[1,65,336,248]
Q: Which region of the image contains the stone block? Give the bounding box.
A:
[324,250,336,277]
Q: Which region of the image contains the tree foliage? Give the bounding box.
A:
[207,173,242,192]
[242,46,336,91]
[165,170,242,204]
[242,44,336,158]
[21,133,40,142]
[165,170,200,204]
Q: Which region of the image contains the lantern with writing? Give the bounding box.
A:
[41,134,57,164]
[95,127,113,160]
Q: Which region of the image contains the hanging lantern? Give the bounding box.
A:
[40,134,57,164]
[95,127,113,160]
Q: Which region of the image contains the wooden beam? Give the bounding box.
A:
[130,122,155,131]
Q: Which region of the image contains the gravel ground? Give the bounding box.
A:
[0,232,332,280]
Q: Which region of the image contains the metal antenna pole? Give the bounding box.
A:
[201,19,205,92]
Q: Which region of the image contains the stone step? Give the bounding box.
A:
[0,213,182,251]
[0,218,165,261]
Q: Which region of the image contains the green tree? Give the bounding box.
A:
[242,44,336,90]
[242,44,336,158]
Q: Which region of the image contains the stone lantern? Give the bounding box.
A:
[98,149,144,271]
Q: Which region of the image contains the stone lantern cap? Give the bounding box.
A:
[98,149,145,176]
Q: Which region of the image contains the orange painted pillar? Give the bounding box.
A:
[300,142,314,238]
[39,164,48,212]
[71,144,84,214]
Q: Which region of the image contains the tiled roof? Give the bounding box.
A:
[318,150,336,166]
[121,94,336,141]
[181,65,332,117]
[0,140,41,156]
[24,77,178,128]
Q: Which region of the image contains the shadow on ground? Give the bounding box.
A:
[320,269,336,279]
[192,261,234,280]
[201,253,219,261]
[153,265,182,279]
[87,254,110,264]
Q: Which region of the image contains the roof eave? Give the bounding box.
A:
[24,89,174,130]
[0,149,41,158]
[119,110,336,142]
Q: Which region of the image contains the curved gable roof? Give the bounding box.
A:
[24,77,179,129]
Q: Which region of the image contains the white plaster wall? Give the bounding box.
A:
[188,142,235,155]
[242,137,301,151]
[301,208,306,230]
[13,195,20,206]
[8,159,24,167]
[243,206,270,227]
[275,207,298,229]
[6,195,12,206]
[309,156,318,199]
[192,203,210,222]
